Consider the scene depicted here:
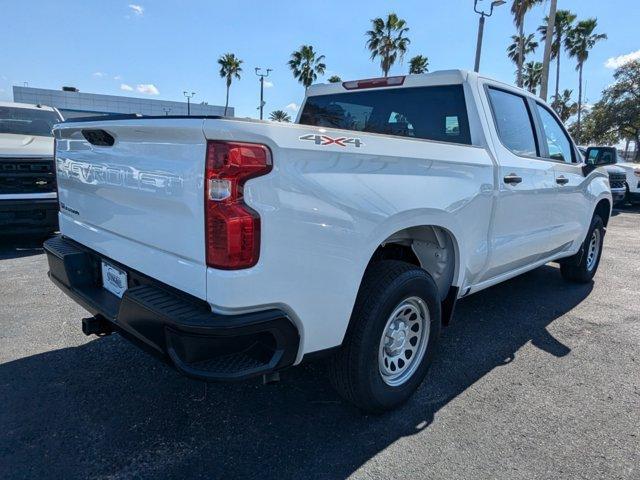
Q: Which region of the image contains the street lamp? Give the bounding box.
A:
[255,67,272,120]
[183,91,195,116]
[473,0,506,73]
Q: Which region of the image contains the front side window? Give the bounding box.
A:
[536,103,574,163]
[299,85,471,145]
[487,87,538,157]
[0,107,61,137]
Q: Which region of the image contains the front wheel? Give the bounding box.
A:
[560,215,605,283]
[327,260,441,413]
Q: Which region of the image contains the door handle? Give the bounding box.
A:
[556,176,569,185]
[503,174,523,185]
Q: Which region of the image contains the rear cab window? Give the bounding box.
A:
[299,85,471,145]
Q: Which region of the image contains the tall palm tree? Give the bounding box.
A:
[565,18,607,141]
[511,0,544,87]
[507,34,538,70]
[409,55,429,74]
[327,75,342,83]
[538,9,577,101]
[288,45,326,89]
[523,61,543,94]
[551,89,578,123]
[217,53,243,116]
[269,110,291,122]
[365,13,410,77]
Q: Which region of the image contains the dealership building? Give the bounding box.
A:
[12,86,231,119]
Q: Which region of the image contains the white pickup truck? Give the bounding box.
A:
[45,70,612,412]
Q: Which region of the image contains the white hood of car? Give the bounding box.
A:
[0,133,54,157]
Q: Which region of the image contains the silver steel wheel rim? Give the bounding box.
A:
[586,228,601,271]
[378,296,430,387]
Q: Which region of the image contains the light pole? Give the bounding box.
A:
[183,91,195,116]
[473,0,506,73]
[255,68,272,120]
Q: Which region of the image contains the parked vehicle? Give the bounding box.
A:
[578,146,627,206]
[44,70,612,412]
[0,102,62,237]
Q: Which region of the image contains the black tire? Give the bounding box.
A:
[328,260,441,413]
[560,214,605,283]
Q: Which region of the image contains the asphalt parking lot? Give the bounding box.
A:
[1,208,639,480]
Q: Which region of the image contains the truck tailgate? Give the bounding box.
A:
[54,119,208,298]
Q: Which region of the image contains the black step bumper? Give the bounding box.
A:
[0,198,59,235]
[44,235,299,381]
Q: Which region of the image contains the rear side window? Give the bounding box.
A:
[299,85,471,145]
[487,88,538,157]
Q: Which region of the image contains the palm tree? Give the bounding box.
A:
[538,9,577,101]
[217,53,243,116]
[523,61,543,94]
[365,13,410,77]
[288,45,326,89]
[551,89,578,123]
[409,55,429,74]
[269,110,291,122]
[511,0,544,87]
[507,34,538,70]
[328,75,342,83]
[565,18,607,141]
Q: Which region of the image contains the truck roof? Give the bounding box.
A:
[306,69,535,100]
[0,100,57,112]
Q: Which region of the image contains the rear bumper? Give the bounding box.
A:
[44,235,299,381]
[0,198,58,235]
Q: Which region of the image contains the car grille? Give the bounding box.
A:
[0,158,56,194]
[608,172,627,190]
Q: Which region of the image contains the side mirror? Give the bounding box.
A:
[583,146,617,176]
[585,146,617,166]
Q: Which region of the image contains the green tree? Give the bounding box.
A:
[538,9,577,101]
[507,33,538,70]
[365,13,410,77]
[288,45,326,89]
[327,75,342,83]
[511,0,544,87]
[551,89,578,123]
[409,55,429,74]
[577,60,640,159]
[523,61,543,94]
[565,18,607,142]
[269,110,292,122]
[217,53,243,116]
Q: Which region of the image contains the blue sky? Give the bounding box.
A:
[0,0,638,118]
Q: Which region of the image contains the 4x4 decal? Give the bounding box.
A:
[299,133,363,148]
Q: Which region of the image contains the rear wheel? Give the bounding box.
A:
[328,260,441,413]
[560,215,605,283]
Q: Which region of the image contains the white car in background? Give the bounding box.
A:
[0,102,63,237]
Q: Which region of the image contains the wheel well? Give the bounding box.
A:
[369,225,457,301]
[594,199,611,226]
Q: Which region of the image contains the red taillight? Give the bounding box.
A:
[342,76,405,90]
[205,141,272,269]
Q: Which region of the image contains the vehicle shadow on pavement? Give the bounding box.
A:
[0,236,48,260]
[0,265,590,480]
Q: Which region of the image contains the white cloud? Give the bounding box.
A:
[605,50,640,69]
[136,83,159,95]
[92,72,106,78]
[286,102,299,111]
[264,80,274,88]
[128,4,144,15]
[120,83,134,91]
[114,75,122,80]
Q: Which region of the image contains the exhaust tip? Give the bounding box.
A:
[82,316,114,336]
